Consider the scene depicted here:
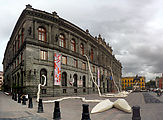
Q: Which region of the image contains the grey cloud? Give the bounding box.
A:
[0,0,163,81]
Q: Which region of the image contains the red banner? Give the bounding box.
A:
[54,53,61,85]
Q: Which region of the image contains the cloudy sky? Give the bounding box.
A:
[0,0,163,81]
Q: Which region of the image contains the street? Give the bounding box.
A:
[1,91,163,120]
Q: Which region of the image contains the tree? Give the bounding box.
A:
[146,80,156,89]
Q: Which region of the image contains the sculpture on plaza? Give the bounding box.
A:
[36,55,132,113]
[91,98,131,113]
[91,99,114,113]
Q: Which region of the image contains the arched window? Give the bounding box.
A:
[83,76,86,87]
[62,72,67,86]
[17,73,20,87]
[21,28,24,44]
[40,69,47,86]
[15,75,16,86]
[103,82,105,93]
[73,74,78,87]
[90,48,93,61]
[18,35,20,50]
[38,27,46,42]
[71,39,76,52]
[59,34,66,48]
[21,70,23,86]
[92,78,95,88]
[80,43,84,55]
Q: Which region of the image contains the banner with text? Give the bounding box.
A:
[54,53,61,85]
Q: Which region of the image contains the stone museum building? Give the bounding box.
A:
[3,5,122,97]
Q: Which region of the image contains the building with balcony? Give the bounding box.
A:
[3,5,122,97]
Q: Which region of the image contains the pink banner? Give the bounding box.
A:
[97,68,100,87]
[54,53,61,85]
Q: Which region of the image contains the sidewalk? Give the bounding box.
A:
[0,91,46,120]
[1,91,163,120]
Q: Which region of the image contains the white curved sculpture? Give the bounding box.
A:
[91,99,113,114]
[36,55,132,114]
[113,99,131,113]
[37,75,46,102]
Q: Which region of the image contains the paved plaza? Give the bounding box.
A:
[1,91,163,120]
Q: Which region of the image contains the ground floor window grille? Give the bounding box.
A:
[41,89,46,94]
[74,89,77,93]
[63,89,67,93]
[83,89,86,93]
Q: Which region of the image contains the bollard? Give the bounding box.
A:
[12,93,14,100]
[22,96,26,105]
[18,94,21,103]
[28,97,33,108]
[14,93,17,101]
[53,101,61,120]
[37,99,43,113]
[81,104,91,120]
[132,106,141,120]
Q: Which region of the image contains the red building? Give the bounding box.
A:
[156,74,163,89]
[159,77,163,89]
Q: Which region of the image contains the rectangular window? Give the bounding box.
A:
[74,59,78,68]
[39,32,42,40]
[71,39,76,52]
[15,41,17,53]
[82,62,86,70]
[90,48,94,61]
[17,35,20,50]
[17,57,19,65]
[41,89,46,94]
[14,61,16,68]
[59,34,66,48]
[63,89,67,93]
[92,66,95,73]
[62,55,67,65]
[80,43,84,55]
[38,27,46,42]
[12,44,15,55]
[21,53,23,63]
[21,28,24,44]
[40,50,48,60]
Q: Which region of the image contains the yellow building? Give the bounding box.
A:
[121,76,145,90]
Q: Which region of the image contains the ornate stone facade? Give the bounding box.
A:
[3,5,122,97]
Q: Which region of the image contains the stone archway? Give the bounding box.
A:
[73,74,78,87]
[40,68,47,85]
[82,76,86,87]
[62,72,67,86]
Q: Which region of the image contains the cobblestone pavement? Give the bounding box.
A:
[1,91,163,120]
